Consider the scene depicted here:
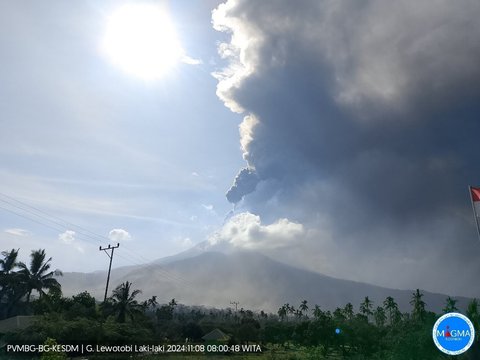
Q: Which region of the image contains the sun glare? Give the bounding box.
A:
[102,4,184,80]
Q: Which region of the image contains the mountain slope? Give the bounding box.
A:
[59,251,470,313]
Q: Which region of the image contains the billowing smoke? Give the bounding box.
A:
[213,0,480,297]
[209,212,304,250]
[226,167,259,204]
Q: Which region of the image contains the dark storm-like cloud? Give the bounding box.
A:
[226,167,258,203]
[213,0,480,296]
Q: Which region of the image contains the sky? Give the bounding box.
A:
[0,0,245,271]
[1,0,480,298]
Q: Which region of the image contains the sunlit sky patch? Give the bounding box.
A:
[102,3,184,80]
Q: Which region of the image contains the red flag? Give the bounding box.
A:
[471,186,480,202]
[470,186,480,241]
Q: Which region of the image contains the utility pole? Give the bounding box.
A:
[99,243,119,302]
[230,301,239,323]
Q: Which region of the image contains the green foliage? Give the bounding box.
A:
[443,296,458,314]
[0,248,62,319]
[410,289,426,322]
[40,338,66,360]
[104,281,143,323]
[5,248,477,359]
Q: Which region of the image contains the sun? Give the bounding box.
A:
[102,4,184,80]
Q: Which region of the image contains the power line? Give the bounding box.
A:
[0,192,196,289]
[99,243,120,302]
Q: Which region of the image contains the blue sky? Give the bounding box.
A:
[2,0,480,299]
[0,0,245,271]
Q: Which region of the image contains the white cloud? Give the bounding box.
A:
[182,55,203,65]
[108,228,132,242]
[208,212,304,250]
[175,237,194,249]
[202,204,214,211]
[58,230,84,253]
[59,230,76,244]
[4,228,31,237]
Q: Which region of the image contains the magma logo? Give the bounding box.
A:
[432,312,475,355]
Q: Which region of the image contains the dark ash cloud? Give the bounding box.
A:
[213,0,480,297]
[226,167,258,204]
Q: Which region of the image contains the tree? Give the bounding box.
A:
[0,249,22,317]
[333,307,346,322]
[343,302,354,320]
[287,304,296,320]
[17,249,62,304]
[169,298,178,309]
[410,289,426,321]
[142,295,158,311]
[109,281,143,323]
[299,300,309,318]
[313,305,323,320]
[383,296,399,325]
[466,298,479,333]
[40,338,66,360]
[278,305,287,321]
[374,306,386,327]
[156,298,178,322]
[359,296,373,320]
[67,291,97,319]
[0,248,19,275]
[442,296,458,314]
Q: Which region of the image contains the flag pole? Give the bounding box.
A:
[468,186,480,242]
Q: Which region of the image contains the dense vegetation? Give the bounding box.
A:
[1,248,480,359]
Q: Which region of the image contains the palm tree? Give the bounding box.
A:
[333,307,346,322]
[277,305,287,321]
[383,296,397,324]
[0,249,21,318]
[299,299,309,318]
[287,304,295,319]
[142,295,158,311]
[0,249,19,297]
[313,304,323,320]
[109,281,143,323]
[359,296,373,320]
[467,298,479,333]
[410,289,426,321]
[17,249,62,304]
[443,296,458,314]
[343,302,354,320]
[0,249,19,274]
[374,306,386,327]
[169,298,178,308]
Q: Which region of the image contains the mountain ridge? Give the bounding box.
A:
[58,250,471,314]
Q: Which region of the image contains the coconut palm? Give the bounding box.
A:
[109,281,143,323]
[0,249,22,317]
[443,296,458,314]
[0,249,19,275]
[0,249,19,296]
[410,289,426,321]
[142,295,158,312]
[313,304,323,319]
[17,249,62,304]
[277,305,287,321]
[343,302,354,320]
[360,296,373,320]
[374,306,386,327]
[383,296,399,325]
[299,299,309,318]
[466,298,479,333]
